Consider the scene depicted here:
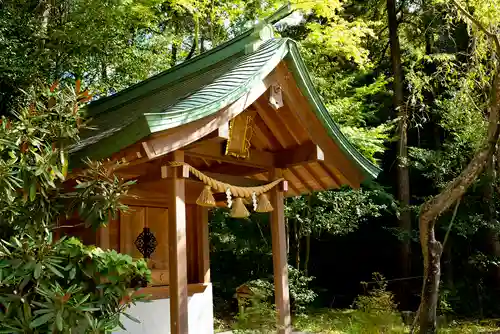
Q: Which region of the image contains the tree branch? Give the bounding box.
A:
[420,72,500,224]
[420,0,500,223]
[450,0,500,51]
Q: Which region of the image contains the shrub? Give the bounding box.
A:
[232,298,277,333]
[0,237,150,333]
[288,265,317,313]
[0,85,151,332]
[352,272,403,332]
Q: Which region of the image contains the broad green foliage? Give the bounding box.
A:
[0,0,176,109]
[281,2,392,163]
[286,186,395,237]
[0,87,133,238]
[0,86,150,332]
[209,209,316,314]
[441,0,500,31]
[341,125,393,163]
[0,237,150,333]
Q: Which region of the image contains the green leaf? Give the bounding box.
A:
[29,182,36,202]
[23,302,32,319]
[123,312,140,324]
[34,262,42,279]
[79,307,100,312]
[45,263,64,278]
[61,150,68,178]
[55,311,63,331]
[69,267,76,280]
[30,312,54,328]
[76,294,90,306]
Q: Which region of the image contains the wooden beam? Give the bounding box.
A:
[318,161,342,188]
[185,123,230,150]
[203,172,268,187]
[253,172,299,196]
[274,107,303,145]
[185,140,324,171]
[277,104,311,144]
[215,123,229,141]
[197,206,210,283]
[303,163,330,190]
[184,141,275,169]
[166,151,189,334]
[125,179,207,206]
[269,168,292,334]
[254,100,292,148]
[276,141,324,168]
[198,163,263,176]
[253,113,281,150]
[162,163,190,179]
[288,166,315,193]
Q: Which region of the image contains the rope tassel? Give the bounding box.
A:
[196,185,216,207]
[255,193,273,213]
[231,198,250,218]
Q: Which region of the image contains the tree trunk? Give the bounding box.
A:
[185,15,199,61]
[38,0,53,50]
[171,41,178,67]
[304,233,311,276]
[486,154,500,288]
[294,218,300,270]
[417,5,500,331]
[419,221,442,333]
[418,70,500,332]
[387,0,412,306]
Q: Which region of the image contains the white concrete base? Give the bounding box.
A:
[114,284,214,334]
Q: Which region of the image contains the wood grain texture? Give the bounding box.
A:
[147,207,169,273]
[197,206,211,283]
[119,207,145,259]
[269,168,292,334]
[166,151,189,334]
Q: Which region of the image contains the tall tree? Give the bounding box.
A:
[386,0,412,299]
[417,1,500,331]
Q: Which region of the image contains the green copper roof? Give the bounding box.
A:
[70,19,380,180]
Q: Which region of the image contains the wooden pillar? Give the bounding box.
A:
[197,206,210,283]
[270,168,292,334]
[98,213,112,250]
[164,151,189,334]
[98,225,110,250]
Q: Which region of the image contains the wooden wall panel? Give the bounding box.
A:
[197,206,210,283]
[186,205,199,284]
[109,217,120,251]
[120,207,145,259]
[147,207,169,271]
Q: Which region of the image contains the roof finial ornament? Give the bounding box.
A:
[245,24,275,54]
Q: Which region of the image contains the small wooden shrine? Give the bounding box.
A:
[67,7,379,334]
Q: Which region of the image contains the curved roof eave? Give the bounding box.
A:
[283,40,381,179]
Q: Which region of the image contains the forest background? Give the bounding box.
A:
[1,0,500,332]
